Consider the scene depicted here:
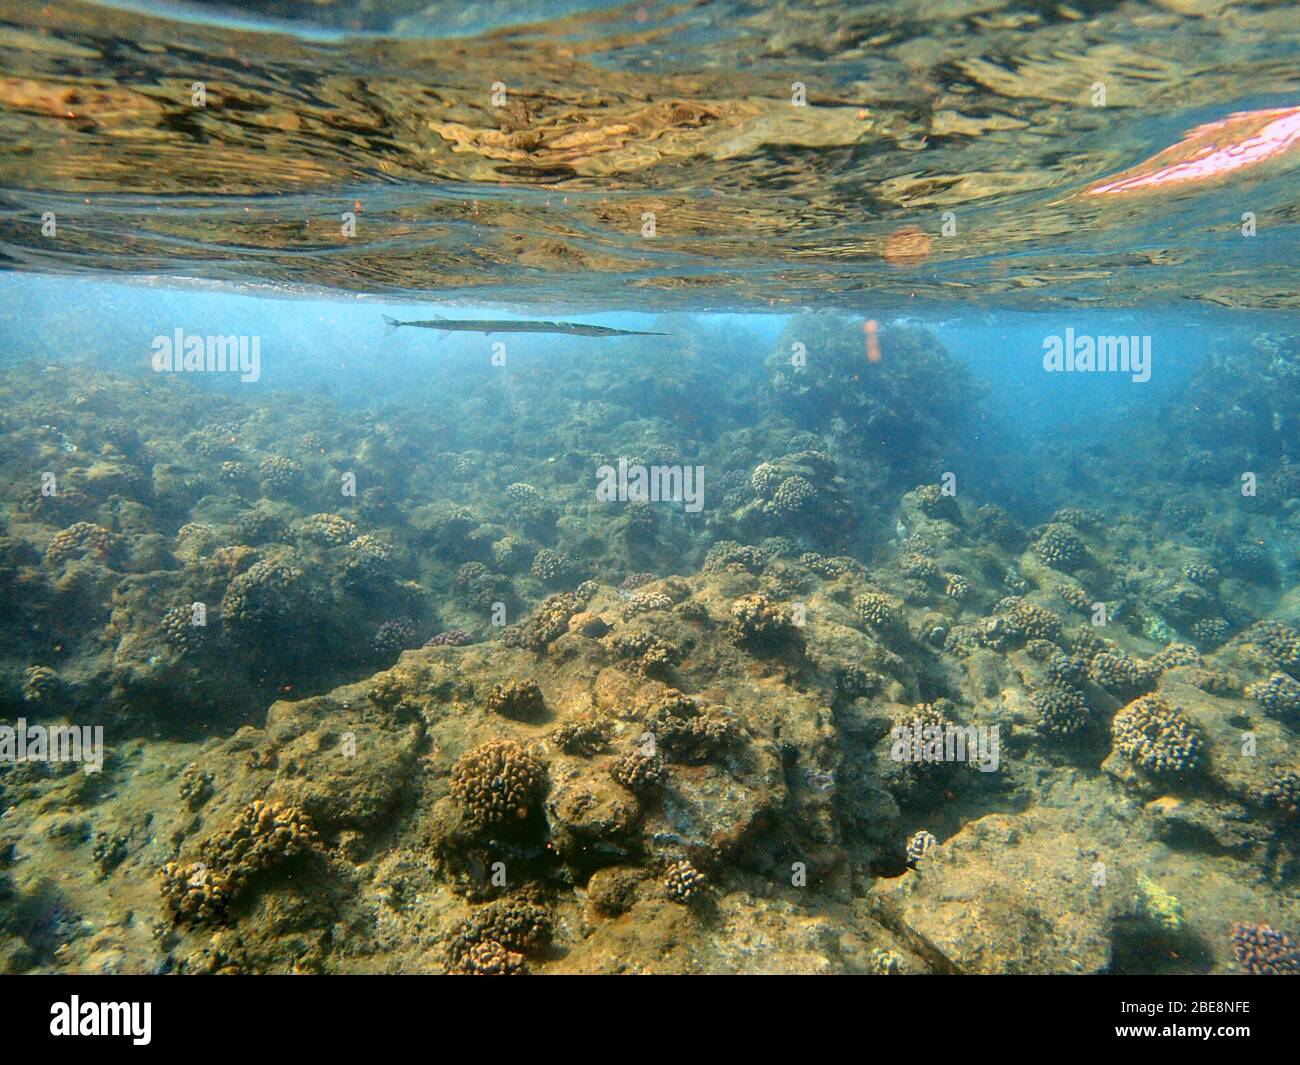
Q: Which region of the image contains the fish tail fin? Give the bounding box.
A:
[382,314,403,336]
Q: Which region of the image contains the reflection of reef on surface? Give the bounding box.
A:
[1,2,1298,309]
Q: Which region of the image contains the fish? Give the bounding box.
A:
[382,314,668,338]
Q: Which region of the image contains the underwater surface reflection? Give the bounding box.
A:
[1,0,1298,307]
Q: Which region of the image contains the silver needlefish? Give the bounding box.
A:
[383,314,668,338]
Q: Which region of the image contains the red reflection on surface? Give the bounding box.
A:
[1087,106,1300,196]
[864,319,882,363]
[883,226,932,265]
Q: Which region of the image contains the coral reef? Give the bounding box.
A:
[1033,523,1087,572]
[1245,672,1300,722]
[663,860,705,903]
[609,748,667,795]
[485,679,546,721]
[45,521,114,565]
[729,593,801,653]
[298,513,357,546]
[219,560,308,636]
[2,318,1298,979]
[1245,622,1300,674]
[161,800,317,927]
[445,897,552,975]
[1230,923,1300,975]
[549,713,612,756]
[503,593,584,652]
[854,592,906,638]
[648,691,733,764]
[1110,695,1205,780]
[450,740,547,829]
[1031,685,1092,740]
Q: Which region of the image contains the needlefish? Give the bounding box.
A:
[383,314,668,338]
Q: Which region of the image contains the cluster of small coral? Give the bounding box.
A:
[444,897,552,975]
[1110,695,1205,779]
[160,800,317,926]
[1230,923,1300,975]
[1031,685,1091,740]
[1246,672,1300,722]
[450,740,547,828]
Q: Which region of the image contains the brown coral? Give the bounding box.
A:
[485,679,546,721]
[44,521,112,564]
[609,747,666,794]
[450,740,547,827]
[161,800,317,927]
[664,859,705,903]
[648,691,733,764]
[730,593,800,652]
[1111,694,1205,779]
[502,592,583,652]
[548,713,612,756]
[160,861,236,927]
[855,591,905,637]
[445,897,552,975]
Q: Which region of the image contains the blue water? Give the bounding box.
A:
[1,271,1276,436]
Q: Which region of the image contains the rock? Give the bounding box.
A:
[872,808,1134,974]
